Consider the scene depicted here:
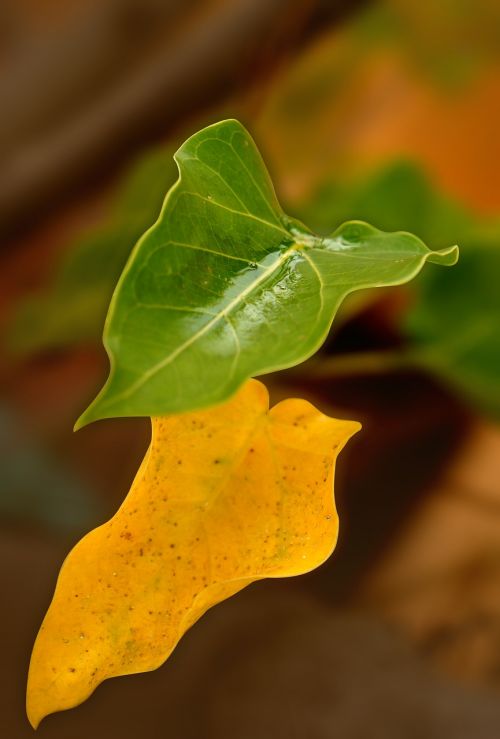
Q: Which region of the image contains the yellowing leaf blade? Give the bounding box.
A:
[27,380,359,727]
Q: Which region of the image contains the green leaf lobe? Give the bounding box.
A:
[78,120,457,426]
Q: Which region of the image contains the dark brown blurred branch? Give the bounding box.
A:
[0,0,367,240]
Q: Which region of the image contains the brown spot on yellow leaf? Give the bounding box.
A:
[26,380,359,727]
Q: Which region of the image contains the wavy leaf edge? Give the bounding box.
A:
[76,119,458,429]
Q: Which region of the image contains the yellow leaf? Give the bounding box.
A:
[27,380,360,727]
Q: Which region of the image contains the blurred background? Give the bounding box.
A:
[1,1,500,737]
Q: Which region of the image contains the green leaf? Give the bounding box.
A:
[292,161,469,325]
[77,119,457,427]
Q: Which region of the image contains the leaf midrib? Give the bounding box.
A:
[104,243,304,408]
[106,241,434,409]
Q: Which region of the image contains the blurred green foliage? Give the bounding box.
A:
[0,406,100,532]
[297,162,500,418]
[407,235,500,418]
[10,147,176,354]
[296,162,472,243]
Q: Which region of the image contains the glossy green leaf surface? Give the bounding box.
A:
[78,120,457,426]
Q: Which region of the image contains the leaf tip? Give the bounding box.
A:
[74,375,117,430]
[73,406,95,431]
[347,419,362,437]
[174,118,247,161]
[26,712,41,731]
[26,684,67,730]
[427,244,459,266]
[336,418,362,449]
[73,416,86,432]
[26,694,44,731]
[74,396,106,431]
